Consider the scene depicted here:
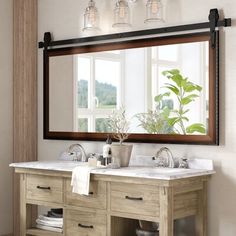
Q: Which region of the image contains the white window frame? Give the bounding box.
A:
[73,52,124,132]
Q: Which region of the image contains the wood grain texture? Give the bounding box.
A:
[65,179,107,210]
[160,186,174,236]
[14,169,211,236]
[26,229,62,236]
[111,216,139,236]
[195,181,208,236]
[26,175,63,204]
[13,0,38,235]
[65,209,106,236]
[110,182,159,218]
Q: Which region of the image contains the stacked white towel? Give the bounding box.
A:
[71,165,95,195]
[36,215,63,233]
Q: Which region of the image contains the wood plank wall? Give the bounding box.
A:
[13,0,38,235]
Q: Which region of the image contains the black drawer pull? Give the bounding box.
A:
[125,196,143,201]
[78,223,94,229]
[89,191,94,195]
[37,186,51,190]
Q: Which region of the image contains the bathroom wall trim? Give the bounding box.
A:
[13,0,38,235]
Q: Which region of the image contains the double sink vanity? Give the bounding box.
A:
[11,160,214,236]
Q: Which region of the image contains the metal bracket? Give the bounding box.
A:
[209,9,220,48]
[39,32,52,50]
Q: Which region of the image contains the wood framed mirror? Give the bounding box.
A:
[43,31,219,145]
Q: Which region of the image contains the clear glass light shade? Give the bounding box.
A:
[112,0,132,28]
[145,0,164,23]
[83,0,100,31]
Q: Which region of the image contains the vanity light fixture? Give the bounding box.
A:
[112,0,132,28]
[145,0,164,23]
[83,0,100,31]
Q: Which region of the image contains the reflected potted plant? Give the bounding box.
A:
[108,106,133,167]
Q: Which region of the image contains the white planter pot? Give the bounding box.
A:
[111,144,133,167]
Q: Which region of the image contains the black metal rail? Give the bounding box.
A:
[39,8,231,50]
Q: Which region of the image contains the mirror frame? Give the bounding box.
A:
[43,31,219,145]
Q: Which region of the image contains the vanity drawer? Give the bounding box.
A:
[110,182,159,217]
[65,179,107,209]
[26,174,63,203]
[65,209,106,236]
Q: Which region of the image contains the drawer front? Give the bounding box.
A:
[110,182,159,217]
[26,174,63,203]
[65,179,106,209]
[65,209,106,236]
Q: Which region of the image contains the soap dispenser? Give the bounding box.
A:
[103,136,112,166]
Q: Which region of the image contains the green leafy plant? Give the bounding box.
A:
[159,69,206,134]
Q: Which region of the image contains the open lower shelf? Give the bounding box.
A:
[26,228,63,236]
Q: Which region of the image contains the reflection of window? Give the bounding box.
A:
[150,45,181,110]
[149,42,209,131]
[73,51,123,132]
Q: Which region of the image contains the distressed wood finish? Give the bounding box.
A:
[13,0,38,235]
[65,209,107,236]
[14,169,210,236]
[65,179,106,210]
[26,175,63,204]
[110,182,159,218]
[160,187,174,236]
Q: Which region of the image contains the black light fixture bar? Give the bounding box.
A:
[39,9,231,50]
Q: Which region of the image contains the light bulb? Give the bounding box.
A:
[151,1,158,14]
[83,0,100,31]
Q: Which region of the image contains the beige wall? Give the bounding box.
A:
[0,0,13,234]
[38,0,236,235]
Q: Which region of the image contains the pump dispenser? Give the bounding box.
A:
[103,136,112,165]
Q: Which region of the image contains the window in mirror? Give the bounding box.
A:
[74,52,122,132]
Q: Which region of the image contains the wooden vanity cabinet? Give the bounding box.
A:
[15,168,209,236]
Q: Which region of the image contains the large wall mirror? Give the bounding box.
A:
[44,32,219,144]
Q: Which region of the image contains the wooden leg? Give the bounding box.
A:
[20,174,26,236]
[195,181,207,236]
[160,187,174,236]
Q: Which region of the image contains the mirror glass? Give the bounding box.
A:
[45,32,218,144]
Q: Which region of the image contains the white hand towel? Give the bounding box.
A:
[36,218,63,228]
[71,166,95,195]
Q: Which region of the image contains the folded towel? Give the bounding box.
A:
[39,215,63,222]
[71,165,95,195]
[36,219,63,228]
[36,224,63,233]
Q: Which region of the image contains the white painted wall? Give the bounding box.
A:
[0,0,13,234]
[38,0,236,235]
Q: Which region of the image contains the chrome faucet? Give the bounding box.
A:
[67,144,88,162]
[153,147,175,168]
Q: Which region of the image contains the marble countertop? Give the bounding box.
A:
[10,161,215,180]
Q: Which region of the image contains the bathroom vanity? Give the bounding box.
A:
[11,161,214,236]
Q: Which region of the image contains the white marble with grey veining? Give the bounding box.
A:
[10,161,215,180]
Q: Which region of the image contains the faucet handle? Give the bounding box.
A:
[178,158,188,169]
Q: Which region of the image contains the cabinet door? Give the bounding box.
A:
[65,209,106,236]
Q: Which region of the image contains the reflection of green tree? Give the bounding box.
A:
[78,118,88,132]
[78,80,117,108]
[96,118,112,133]
[78,80,88,108]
